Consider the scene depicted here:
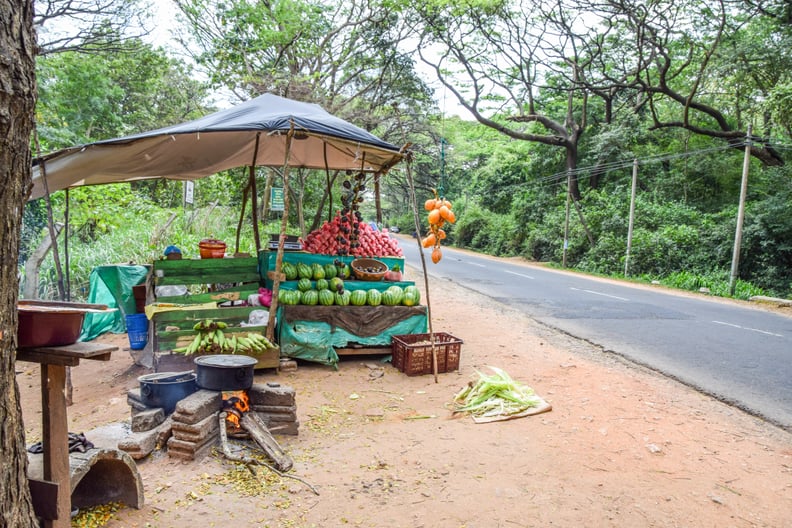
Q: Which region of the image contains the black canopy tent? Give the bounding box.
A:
[30,93,402,199]
[30,93,406,339]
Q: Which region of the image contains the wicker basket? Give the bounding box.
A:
[351,258,388,281]
[391,332,463,376]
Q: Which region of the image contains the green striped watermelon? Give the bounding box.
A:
[312,263,325,280]
[318,289,335,306]
[297,262,312,279]
[350,290,368,306]
[297,278,312,292]
[402,286,421,306]
[316,278,329,291]
[335,290,351,306]
[386,285,404,305]
[283,262,298,280]
[381,289,399,306]
[367,289,382,306]
[301,289,319,305]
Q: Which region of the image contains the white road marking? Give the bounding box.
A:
[504,270,534,279]
[467,261,487,268]
[570,287,629,301]
[712,320,784,337]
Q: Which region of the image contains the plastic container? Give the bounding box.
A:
[391,332,463,376]
[126,313,149,350]
[17,300,111,348]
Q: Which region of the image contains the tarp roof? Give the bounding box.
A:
[29,93,403,200]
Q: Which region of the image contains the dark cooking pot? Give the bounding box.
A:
[194,355,257,391]
[138,371,198,414]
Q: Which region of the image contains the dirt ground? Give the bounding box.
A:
[17,264,792,528]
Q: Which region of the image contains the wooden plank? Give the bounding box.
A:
[16,341,116,365]
[156,286,260,305]
[28,478,59,521]
[336,346,391,356]
[240,412,293,472]
[41,365,71,528]
[157,273,261,286]
[154,256,258,273]
[152,306,261,326]
[153,257,260,286]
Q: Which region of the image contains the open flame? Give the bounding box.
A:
[222,390,250,430]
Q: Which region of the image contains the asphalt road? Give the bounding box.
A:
[397,237,792,431]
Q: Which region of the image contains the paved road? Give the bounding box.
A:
[397,237,792,430]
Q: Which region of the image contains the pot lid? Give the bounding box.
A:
[194,355,257,368]
[138,371,196,383]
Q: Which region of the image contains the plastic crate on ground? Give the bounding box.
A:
[391,332,463,376]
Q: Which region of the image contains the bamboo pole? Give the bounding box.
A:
[266,124,295,341]
[235,182,249,255]
[249,133,262,253]
[33,128,66,301]
[403,155,438,382]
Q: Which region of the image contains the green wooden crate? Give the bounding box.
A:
[153,257,261,287]
[156,284,261,305]
[151,306,271,351]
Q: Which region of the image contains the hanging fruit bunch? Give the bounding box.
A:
[335,172,367,256]
[422,189,456,263]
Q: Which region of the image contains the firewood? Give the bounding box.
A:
[240,412,293,472]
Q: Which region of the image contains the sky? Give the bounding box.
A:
[142,1,470,119]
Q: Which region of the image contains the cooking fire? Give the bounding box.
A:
[222,390,250,432]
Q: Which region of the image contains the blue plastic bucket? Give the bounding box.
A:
[125,313,149,350]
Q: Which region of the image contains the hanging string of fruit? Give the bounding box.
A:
[422,188,456,263]
[336,172,366,256]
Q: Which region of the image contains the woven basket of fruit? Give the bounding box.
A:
[351,258,388,281]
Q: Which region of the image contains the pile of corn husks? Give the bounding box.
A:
[453,366,545,421]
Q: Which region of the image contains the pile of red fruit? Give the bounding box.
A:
[300,214,403,257]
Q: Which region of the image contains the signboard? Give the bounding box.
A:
[184,181,194,205]
[270,187,284,212]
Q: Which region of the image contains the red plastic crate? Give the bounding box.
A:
[391,332,463,376]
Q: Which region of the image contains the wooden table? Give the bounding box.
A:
[17,341,116,528]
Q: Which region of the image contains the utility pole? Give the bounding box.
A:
[562,169,571,268]
[624,159,639,277]
[729,125,752,296]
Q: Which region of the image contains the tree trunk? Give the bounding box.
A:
[23,223,63,299]
[0,0,40,525]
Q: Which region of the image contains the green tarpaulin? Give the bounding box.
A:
[79,264,150,341]
[277,305,428,367]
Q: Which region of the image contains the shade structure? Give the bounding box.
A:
[29,93,403,200]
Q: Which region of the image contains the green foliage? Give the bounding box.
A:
[649,270,767,301]
[35,40,209,151]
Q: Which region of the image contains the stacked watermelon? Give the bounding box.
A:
[280,282,421,307]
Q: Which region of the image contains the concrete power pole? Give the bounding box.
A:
[729,125,752,296]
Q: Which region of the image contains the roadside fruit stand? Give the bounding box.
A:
[259,249,427,366]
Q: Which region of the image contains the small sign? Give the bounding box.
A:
[270,187,284,211]
[184,181,195,205]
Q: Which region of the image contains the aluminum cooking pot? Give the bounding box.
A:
[138,371,198,414]
[194,355,257,391]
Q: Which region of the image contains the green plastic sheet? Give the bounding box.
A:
[79,264,150,341]
[277,305,428,367]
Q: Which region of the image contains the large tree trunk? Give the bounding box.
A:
[0,0,39,526]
